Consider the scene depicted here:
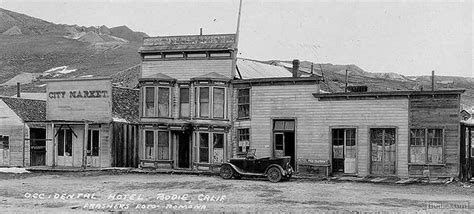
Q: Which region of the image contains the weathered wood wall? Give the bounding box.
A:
[408,94,461,177]
[141,60,232,80]
[240,84,410,177]
[111,123,139,167]
[0,100,28,166]
[46,79,112,123]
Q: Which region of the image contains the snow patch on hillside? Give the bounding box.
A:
[42,66,77,77]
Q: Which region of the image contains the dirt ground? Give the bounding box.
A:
[0,171,473,213]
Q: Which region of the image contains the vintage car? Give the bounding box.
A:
[219,150,293,182]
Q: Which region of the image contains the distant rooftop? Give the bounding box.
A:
[10,93,46,101]
[1,97,46,121]
[139,34,236,53]
[236,58,292,79]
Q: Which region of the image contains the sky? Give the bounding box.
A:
[1,0,472,77]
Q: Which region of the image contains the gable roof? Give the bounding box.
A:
[139,34,236,53]
[112,87,140,123]
[236,58,292,79]
[1,97,46,122]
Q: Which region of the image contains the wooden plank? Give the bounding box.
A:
[142,60,233,81]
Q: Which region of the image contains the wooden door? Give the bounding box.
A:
[344,129,357,174]
[370,128,396,175]
[86,130,100,167]
[332,129,357,174]
[0,136,9,166]
[177,133,191,169]
[56,129,73,166]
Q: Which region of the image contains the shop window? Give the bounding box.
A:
[213,88,225,118]
[57,129,72,156]
[145,131,154,159]
[237,88,250,119]
[410,128,444,164]
[238,128,250,153]
[180,88,190,118]
[158,87,170,117]
[199,133,209,163]
[144,87,155,117]
[213,133,224,163]
[157,131,169,160]
[0,136,9,150]
[87,130,100,156]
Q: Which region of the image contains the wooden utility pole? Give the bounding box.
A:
[345,69,348,93]
[431,70,435,91]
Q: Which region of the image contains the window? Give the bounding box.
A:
[143,54,162,59]
[57,129,72,156]
[209,52,231,58]
[144,87,155,117]
[87,130,99,156]
[158,87,170,117]
[213,88,225,118]
[145,131,154,159]
[238,129,250,153]
[187,53,207,58]
[237,89,250,119]
[213,133,224,163]
[164,53,184,58]
[273,120,295,131]
[143,87,170,117]
[180,88,190,117]
[199,133,209,163]
[409,128,443,164]
[199,87,210,118]
[195,86,226,119]
[157,131,169,160]
[0,136,9,150]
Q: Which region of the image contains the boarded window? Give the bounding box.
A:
[199,133,209,163]
[213,88,225,118]
[87,130,100,156]
[157,131,169,160]
[237,89,250,119]
[409,128,444,164]
[238,129,250,153]
[213,133,224,163]
[144,87,155,117]
[180,88,190,117]
[145,131,154,159]
[199,87,210,118]
[158,87,170,117]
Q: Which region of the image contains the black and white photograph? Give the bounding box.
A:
[0,0,472,213]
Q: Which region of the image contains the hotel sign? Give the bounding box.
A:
[46,78,112,122]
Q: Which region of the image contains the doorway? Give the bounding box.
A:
[56,128,74,166]
[273,120,296,169]
[86,129,100,167]
[30,128,46,166]
[331,128,357,174]
[177,132,191,169]
[370,128,396,175]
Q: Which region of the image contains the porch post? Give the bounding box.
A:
[83,122,89,169]
[51,122,55,168]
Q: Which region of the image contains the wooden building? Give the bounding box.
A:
[42,78,140,168]
[0,97,46,167]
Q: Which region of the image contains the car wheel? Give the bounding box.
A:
[267,167,282,182]
[220,165,234,179]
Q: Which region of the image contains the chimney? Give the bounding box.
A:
[16,82,20,98]
[200,28,203,35]
[292,59,300,78]
[431,70,435,91]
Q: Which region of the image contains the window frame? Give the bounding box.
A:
[196,131,226,164]
[87,129,100,157]
[179,87,190,118]
[142,86,172,118]
[409,128,445,164]
[143,129,171,161]
[57,129,73,157]
[237,128,250,153]
[237,88,250,120]
[194,86,227,119]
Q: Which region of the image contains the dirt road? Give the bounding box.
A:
[0,171,472,213]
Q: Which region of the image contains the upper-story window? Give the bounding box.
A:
[142,86,171,117]
[237,88,250,119]
[180,87,190,118]
[195,86,226,119]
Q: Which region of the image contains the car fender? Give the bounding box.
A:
[221,162,245,175]
[265,164,287,176]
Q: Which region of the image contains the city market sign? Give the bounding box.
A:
[48,90,109,99]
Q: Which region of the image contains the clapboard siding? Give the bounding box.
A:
[409,94,461,177]
[0,100,28,166]
[247,84,410,177]
[142,60,232,80]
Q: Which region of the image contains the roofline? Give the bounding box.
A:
[313,89,465,99]
[0,96,46,102]
[232,77,322,84]
[112,86,139,91]
[41,77,112,82]
[138,48,234,54]
[142,33,236,40]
